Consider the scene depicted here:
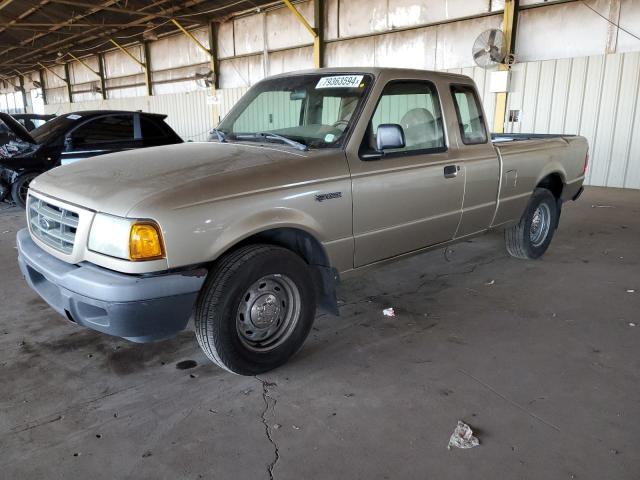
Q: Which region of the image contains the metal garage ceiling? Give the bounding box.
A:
[0,0,277,77]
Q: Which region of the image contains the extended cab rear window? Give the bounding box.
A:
[450,84,488,145]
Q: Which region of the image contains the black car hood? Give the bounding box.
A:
[0,113,36,145]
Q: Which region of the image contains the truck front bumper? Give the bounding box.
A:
[17,229,207,342]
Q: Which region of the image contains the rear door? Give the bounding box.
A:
[60,114,139,165]
[347,79,465,267]
[448,84,500,237]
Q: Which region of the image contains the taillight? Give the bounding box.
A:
[583,149,589,175]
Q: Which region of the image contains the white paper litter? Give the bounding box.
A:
[485,280,495,286]
[382,308,396,317]
[447,421,480,450]
[626,289,635,293]
[629,323,636,327]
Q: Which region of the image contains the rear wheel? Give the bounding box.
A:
[194,244,316,375]
[11,172,38,209]
[505,187,559,259]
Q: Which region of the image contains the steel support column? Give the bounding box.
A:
[38,69,47,105]
[283,0,322,68]
[63,62,73,103]
[18,74,28,113]
[208,21,220,89]
[493,0,519,134]
[172,18,218,125]
[97,52,107,100]
[108,39,151,95]
[39,62,72,104]
[143,41,153,96]
[606,0,621,54]
[68,52,100,78]
[314,0,324,68]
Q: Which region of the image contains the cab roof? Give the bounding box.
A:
[62,110,168,120]
[268,67,472,82]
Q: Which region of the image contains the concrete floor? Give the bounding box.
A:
[0,186,639,479]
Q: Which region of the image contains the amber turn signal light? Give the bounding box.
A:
[129,222,164,261]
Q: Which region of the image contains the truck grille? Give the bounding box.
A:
[28,196,79,254]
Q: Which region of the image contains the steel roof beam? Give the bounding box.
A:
[47,0,173,19]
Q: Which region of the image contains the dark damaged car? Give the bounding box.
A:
[0,111,182,208]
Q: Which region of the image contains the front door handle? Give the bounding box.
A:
[444,165,460,179]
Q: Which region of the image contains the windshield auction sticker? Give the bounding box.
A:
[316,75,364,89]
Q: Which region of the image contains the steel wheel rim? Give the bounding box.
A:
[236,274,301,352]
[530,203,551,247]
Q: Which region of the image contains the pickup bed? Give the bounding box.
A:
[17,68,588,375]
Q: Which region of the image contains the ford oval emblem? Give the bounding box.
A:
[39,217,52,231]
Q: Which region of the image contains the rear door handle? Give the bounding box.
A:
[444,165,460,179]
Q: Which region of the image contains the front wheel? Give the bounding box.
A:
[11,172,38,209]
[194,244,316,375]
[505,187,559,259]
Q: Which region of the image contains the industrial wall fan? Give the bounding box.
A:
[472,28,509,68]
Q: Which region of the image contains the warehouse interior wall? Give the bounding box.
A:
[2,0,640,188]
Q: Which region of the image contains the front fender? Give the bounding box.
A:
[205,207,326,263]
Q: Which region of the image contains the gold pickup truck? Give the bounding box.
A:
[17,68,588,375]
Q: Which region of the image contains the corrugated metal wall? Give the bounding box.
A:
[46,51,640,189]
[505,51,640,189]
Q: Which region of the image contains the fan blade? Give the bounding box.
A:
[488,29,497,45]
[489,47,503,63]
[473,50,485,60]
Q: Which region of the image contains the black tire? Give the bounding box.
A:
[11,172,38,209]
[505,187,559,260]
[194,244,316,375]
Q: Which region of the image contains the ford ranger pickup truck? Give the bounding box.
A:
[17,68,588,375]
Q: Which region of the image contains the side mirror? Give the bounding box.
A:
[376,124,405,151]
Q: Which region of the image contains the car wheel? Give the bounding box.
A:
[11,172,38,209]
[505,187,559,259]
[194,244,316,375]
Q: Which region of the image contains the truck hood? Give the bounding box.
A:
[0,113,39,162]
[30,142,312,217]
[0,112,36,145]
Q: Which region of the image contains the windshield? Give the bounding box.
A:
[217,73,373,149]
[31,115,77,145]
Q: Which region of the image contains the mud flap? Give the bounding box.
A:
[313,265,340,316]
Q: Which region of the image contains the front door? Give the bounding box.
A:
[60,114,139,165]
[348,80,465,267]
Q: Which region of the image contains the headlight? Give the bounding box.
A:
[88,214,164,261]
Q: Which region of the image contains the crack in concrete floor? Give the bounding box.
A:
[256,376,280,480]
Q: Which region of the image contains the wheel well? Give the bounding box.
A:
[243,227,330,267]
[537,173,564,199]
[227,228,339,316]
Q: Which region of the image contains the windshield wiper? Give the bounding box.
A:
[236,132,308,151]
[210,128,227,143]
